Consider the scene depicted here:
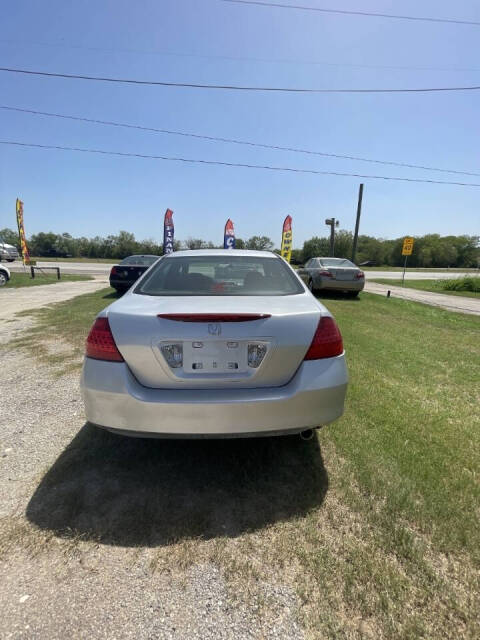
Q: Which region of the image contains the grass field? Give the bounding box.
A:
[2,272,93,288]
[11,290,480,638]
[372,278,480,299]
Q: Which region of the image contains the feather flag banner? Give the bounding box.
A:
[224,219,235,249]
[16,198,31,265]
[163,209,174,254]
[280,215,293,263]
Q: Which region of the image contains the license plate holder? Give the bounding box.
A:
[183,340,248,374]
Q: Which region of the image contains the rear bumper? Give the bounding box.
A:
[81,355,348,437]
[316,278,364,292]
[109,278,135,290]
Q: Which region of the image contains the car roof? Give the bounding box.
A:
[164,249,279,259]
[122,254,160,259]
[314,257,349,261]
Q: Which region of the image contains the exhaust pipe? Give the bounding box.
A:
[300,429,315,441]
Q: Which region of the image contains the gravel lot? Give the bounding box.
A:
[0,289,304,639]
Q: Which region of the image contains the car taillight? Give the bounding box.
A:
[304,316,343,360]
[355,271,365,279]
[318,270,333,277]
[110,266,118,276]
[85,317,124,362]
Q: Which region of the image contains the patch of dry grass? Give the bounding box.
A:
[11,287,117,375]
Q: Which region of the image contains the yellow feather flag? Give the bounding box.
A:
[16,198,31,265]
[280,215,293,263]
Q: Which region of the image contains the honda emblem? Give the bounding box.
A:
[208,323,221,336]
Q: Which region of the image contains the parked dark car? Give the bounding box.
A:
[109,255,160,293]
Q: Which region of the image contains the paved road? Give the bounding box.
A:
[7,260,479,280]
[365,282,480,316]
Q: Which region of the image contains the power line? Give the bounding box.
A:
[3,104,479,178]
[2,139,479,187]
[1,38,479,73]
[221,0,480,27]
[1,66,480,93]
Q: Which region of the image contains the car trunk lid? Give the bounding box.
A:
[112,265,148,280]
[326,267,357,281]
[107,294,322,389]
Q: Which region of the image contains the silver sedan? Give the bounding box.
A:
[81,250,348,438]
[297,257,365,297]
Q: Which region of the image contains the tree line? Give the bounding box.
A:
[300,231,479,268]
[0,227,478,267]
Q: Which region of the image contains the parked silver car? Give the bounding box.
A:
[0,263,11,286]
[0,242,19,262]
[297,257,365,297]
[81,250,348,438]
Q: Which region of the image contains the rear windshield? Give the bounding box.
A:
[120,255,159,266]
[319,258,356,267]
[135,255,304,296]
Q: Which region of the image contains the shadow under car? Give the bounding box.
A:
[26,423,328,547]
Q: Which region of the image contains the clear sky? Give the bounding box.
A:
[0,0,479,248]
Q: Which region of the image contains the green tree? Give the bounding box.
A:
[356,235,392,265]
[245,236,274,251]
[56,232,75,256]
[235,238,245,249]
[302,236,330,262]
[333,230,353,259]
[418,246,433,267]
[113,231,137,259]
[183,238,213,250]
[290,248,304,265]
[0,228,20,250]
[136,237,162,255]
[454,235,479,267]
[29,232,58,256]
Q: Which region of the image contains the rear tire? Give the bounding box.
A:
[308,278,316,293]
[347,291,359,298]
[0,272,7,286]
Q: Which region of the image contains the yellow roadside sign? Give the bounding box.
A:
[402,237,414,256]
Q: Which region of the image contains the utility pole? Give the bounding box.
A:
[325,217,339,257]
[351,183,364,264]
